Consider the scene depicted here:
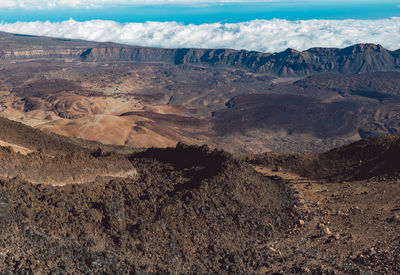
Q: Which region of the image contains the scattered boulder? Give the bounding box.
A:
[318,223,332,236]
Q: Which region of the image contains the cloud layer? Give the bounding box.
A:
[0,0,300,9]
[0,0,378,9]
[0,18,399,53]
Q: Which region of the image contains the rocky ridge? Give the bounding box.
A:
[1,31,399,77]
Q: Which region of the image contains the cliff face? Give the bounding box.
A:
[80,44,400,76]
[0,31,399,76]
[0,47,84,60]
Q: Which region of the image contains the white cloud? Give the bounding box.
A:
[0,0,299,9]
[0,18,399,53]
[0,0,389,9]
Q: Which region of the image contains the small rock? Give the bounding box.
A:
[318,223,331,236]
[324,227,332,235]
[336,210,345,216]
[321,210,330,215]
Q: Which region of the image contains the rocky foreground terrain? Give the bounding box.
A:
[0,117,297,273]
[0,116,399,273]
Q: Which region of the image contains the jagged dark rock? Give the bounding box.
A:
[0,142,297,273]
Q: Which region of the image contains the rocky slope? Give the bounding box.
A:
[0,118,298,272]
[248,133,400,181]
[1,31,399,77]
[0,143,297,273]
[0,116,136,155]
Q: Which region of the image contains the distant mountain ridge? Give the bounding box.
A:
[0,31,399,77]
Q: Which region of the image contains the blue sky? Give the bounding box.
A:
[0,1,399,52]
[0,1,399,23]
